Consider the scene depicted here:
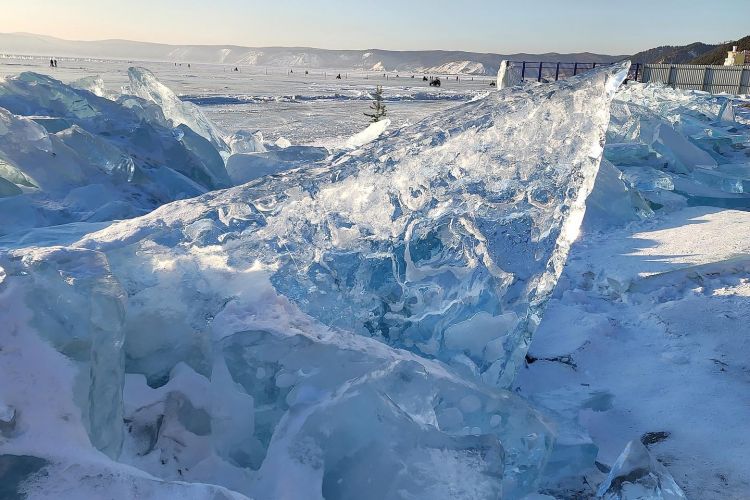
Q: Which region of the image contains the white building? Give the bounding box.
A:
[724,46,747,66]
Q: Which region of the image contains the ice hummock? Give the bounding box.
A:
[606,82,750,210]
[1,62,628,499]
[0,71,232,236]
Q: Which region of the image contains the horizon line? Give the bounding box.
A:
[0,31,656,57]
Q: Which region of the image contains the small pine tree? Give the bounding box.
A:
[364,85,387,123]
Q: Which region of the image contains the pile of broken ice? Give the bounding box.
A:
[2,61,740,498]
[606,82,750,214]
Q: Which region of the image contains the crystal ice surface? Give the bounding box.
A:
[597,440,687,499]
[0,62,628,499]
[87,60,628,388]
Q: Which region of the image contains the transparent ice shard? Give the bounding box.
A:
[2,248,126,458]
[71,75,116,100]
[226,145,329,184]
[128,67,229,153]
[0,176,22,197]
[0,72,235,235]
[0,71,230,192]
[609,83,750,208]
[497,60,523,89]
[57,125,136,181]
[583,158,653,231]
[597,440,687,500]
[621,167,675,192]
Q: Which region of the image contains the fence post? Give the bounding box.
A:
[736,67,742,94]
[573,62,578,76]
[592,62,597,69]
[521,61,526,80]
[668,65,676,88]
[538,61,543,82]
[555,62,560,81]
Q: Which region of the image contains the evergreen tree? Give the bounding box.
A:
[364,85,387,123]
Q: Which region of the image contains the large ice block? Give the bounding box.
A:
[87,61,628,388]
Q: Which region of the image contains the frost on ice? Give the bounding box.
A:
[0,63,629,499]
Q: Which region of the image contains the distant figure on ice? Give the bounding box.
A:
[305,70,309,75]
[53,59,58,68]
[50,58,54,68]
[336,73,342,79]
[422,75,428,81]
[429,77,441,87]
[234,67,239,72]
[188,63,191,68]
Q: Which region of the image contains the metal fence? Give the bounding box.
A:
[641,64,750,94]
[512,61,642,83]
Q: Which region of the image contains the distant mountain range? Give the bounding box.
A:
[630,42,717,64]
[690,35,750,65]
[0,32,624,75]
[630,35,750,65]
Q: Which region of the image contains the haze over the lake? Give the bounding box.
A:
[4,0,749,54]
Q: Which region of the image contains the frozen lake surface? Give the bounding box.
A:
[0,55,493,145]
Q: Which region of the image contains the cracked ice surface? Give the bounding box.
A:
[0,62,628,499]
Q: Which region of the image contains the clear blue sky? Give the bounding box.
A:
[4,0,748,54]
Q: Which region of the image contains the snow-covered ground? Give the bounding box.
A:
[0,55,491,146]
[1,54,749,499]
[517,206,750,498]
